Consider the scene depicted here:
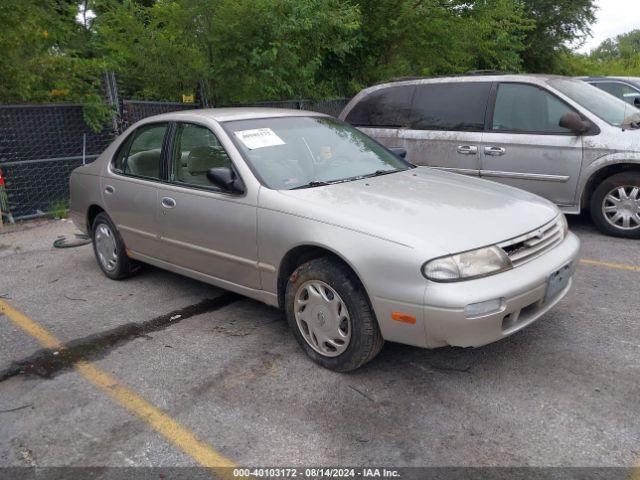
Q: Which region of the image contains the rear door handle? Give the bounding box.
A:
[104,185,115,194]
[456,145,478,155]
[484,146,506,156]
[161,197,176,209]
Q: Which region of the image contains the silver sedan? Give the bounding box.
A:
[70,109,580,371]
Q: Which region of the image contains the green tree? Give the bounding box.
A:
[323,0,531,92]
[0,0,111,130]
[520,0,596,72]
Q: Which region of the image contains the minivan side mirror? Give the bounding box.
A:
[634,97,640,108]
[389,147,407,159]
[559,112,591,135]
[206,167,245,193]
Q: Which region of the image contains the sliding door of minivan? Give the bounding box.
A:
[404,81,492,176]
[481,82,582,206]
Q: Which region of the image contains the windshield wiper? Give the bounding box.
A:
[290,169,402,190]
[370,169,398,177]
[290,180,332,190]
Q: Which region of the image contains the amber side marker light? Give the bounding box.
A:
[391,312,416,324]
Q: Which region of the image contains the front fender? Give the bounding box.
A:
[578,153,640,208]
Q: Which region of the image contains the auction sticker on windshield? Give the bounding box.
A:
[234,128,285,149]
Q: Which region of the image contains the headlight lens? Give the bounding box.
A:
[559,213,568,238]
[423,245,512,282]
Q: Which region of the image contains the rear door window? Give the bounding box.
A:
[492,83,574,134]
[410,82,492,131]
[344,85,416,127]
[113,123,168,179]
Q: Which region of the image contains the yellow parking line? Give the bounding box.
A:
[0,300,236,473]
[579,259,640,273]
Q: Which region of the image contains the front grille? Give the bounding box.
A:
[499,216,565,267]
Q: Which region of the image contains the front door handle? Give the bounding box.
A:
[104,185,115,194]
[484,146,506,156]
[457,145,478,155]
[161,197,176,209]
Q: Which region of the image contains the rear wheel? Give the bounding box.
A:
[285,257,384,372]
[92,212,138,279]
[590,172,640,239]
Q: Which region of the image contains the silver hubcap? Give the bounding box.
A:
[602,185,640,231]
[94,223,118,271]
[294,280,351,358]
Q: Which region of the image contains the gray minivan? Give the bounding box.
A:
[340,74,640,238]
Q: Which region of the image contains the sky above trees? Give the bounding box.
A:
[578,0,638,53]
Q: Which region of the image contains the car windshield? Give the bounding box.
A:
[548,78,634,127]
[223,116,410,190]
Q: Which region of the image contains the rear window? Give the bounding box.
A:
[411,82,492,131]
[344,85,416,127]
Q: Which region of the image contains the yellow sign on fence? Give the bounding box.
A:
[182,94,195,104]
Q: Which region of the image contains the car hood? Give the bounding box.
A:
[270,167,559,255]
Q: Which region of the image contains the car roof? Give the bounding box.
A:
[137,107,329,124]
[368,73,569,90]
[581,76,640,85]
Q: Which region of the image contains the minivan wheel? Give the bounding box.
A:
[590,172,640,239]
[92,212,137,279]
[284,257,384,372]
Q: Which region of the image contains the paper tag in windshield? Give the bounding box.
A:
[234,128,285,149]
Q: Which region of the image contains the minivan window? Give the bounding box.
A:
[411,82,491,131]
[492,83,573,134]
[548,78,632,127]
[113,123,168,179]
[170,123,233,189]
[344,85,416,127]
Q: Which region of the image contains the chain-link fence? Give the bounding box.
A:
[0,104,113,221]
[0,97,350,222]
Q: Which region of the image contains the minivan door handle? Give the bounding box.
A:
[484,146,506,156]
[161,197,176,209]
[456,145,478,155]
[104,185,115,194]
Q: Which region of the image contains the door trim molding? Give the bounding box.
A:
[118,224,157,239]
[129,250,279,307]
[431,167,478,176]
[480,170,570,183]
[160,235,257,268]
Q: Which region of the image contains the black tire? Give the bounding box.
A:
[284,257,384,372]
[91,212,138,279]
[590,172,640,239]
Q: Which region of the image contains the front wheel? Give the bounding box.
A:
[590,172,640,239]
[284,257,384,372]
[92,212,138,279]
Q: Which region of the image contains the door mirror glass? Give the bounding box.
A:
[558,112,591,135]
[388,147,407,158]
[206,167,244,193]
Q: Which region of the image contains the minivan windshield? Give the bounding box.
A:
[548,78,633,127]
[224,116,411,190]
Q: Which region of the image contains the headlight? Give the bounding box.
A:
[559,213,568,238]
[422,245,512,282]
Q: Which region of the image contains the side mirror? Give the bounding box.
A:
[206,167,245,193]
[634,97,640,108]
[559,112,591,135]
[389,147,407,159]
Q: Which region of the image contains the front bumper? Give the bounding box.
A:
[421,232,580,348]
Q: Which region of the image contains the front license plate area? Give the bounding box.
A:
[545,263,572,303]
